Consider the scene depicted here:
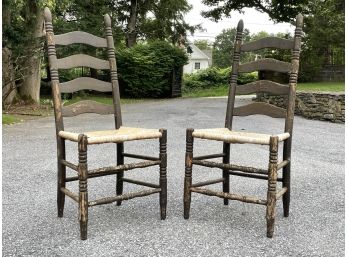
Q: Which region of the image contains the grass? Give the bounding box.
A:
[2,114,20,125]
[62,95,150,106]
[182,82,345,98]
[297,82,344,92]
[182,85,229,98]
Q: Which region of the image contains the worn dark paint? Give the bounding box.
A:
[183,14,303,238]
[44,8,168,240]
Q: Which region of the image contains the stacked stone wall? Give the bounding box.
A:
[256,92,345,123]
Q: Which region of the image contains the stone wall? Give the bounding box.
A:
[256,92,345,123]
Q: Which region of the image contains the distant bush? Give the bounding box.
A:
[183,67,257,93]
[117,41,188,98]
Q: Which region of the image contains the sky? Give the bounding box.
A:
[185,1,294,42]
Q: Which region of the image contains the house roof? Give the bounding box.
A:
[187,43,211,60]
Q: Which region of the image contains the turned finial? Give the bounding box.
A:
[44,7,52,22]
[296,14,303,28]
[104,14,112,27]
[237,19,244,32]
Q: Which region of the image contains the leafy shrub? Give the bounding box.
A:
[183,67,257,92]
[116,41,188,98]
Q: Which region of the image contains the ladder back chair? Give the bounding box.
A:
[183,14,303,238]
[44,8,167,240]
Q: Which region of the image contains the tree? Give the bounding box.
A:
[139,0,200,45]
[212,28,251,68]
[2,0,51,104]
[201,0,309,23]
[300,0,344,81]
[193,39,212,50]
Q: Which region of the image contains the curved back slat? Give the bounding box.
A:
[60,77,112,93]
[57,54,110,70]
[241,37,293,52]
[233,102,286,118]
[239,58,291,73]
[62,100,114,117]
[54,31,107,47]
[236,80,289,95]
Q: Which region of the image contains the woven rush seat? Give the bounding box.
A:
[192,128,290,145]
[59,126,162,144]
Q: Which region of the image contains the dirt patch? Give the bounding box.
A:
[3,102,53,122]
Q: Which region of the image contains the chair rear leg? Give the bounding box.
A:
[57,137,66,217]
[116,143,124,206]
[266,136,279,238]
[222,143,230,205]
[184,128,194,219]
[282,163,290,217]
[78,135,88,240]
[282,139,291,217]
[159,129,167,220]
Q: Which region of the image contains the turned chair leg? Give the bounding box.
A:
[184,128,194,219]
[282,140,291,217]
[116,143,124,206]
[159,129,167,220]
[222,143,230,205]
[57,137,66,217]
[282,164,291,217]
[266,136,279,238]
[78,135,88,240]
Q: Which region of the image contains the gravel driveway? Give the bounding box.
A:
[3,97,344,256]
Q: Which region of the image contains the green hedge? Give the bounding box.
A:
[183,67,257,93]
[41,41,188,98]
[117,41,188,98]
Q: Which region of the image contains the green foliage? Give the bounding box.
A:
[139,0,200,44]
[299,0,345,81]
[194,40,212,50]
[116,41,188,98]
[213,28,251,68]
[201,0,309,23]
[183,67,257,93]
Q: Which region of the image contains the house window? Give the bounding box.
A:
[194,62,200,70]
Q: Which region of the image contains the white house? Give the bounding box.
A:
[183,43,212,74]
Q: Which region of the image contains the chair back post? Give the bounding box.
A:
[225,20,244,130]
[44,7,64,134]
[284,14,303,139]
[104,14,123,129]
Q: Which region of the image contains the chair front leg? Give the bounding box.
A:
[78,134,88,240]
[159,129,167,220]
[57,136,66,217]
[222,142,230,205]
[266,136,279,238]
[116,143,124,206]
[184,128,194,219]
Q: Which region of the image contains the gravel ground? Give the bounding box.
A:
[3,97,344,256]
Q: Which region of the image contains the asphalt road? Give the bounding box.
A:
[3,97,345,256]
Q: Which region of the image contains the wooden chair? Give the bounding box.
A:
[43,8,167,240]
[183,14,303,238]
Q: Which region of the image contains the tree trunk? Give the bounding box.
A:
[19,3,44,103]
[2,3,17,105]
[2,47,17,105]
[126,0,137,47]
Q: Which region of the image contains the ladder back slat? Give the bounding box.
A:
[60,77,112,93]
[54,31,107,47]
[236,80,289,95]
[239,58,291,73]
[57,54,110,70]
[234,102,286,118]
[241,37,293,52]
[62,100,114,117]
